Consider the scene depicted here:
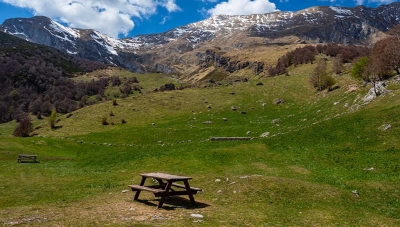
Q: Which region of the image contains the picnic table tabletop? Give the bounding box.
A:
[140,172,192,181]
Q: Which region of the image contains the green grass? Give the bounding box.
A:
[1,65,399,226]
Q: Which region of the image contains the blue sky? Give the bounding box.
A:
[0,0,398,38]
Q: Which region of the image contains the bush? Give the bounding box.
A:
[102,116,109,125]
[48,110,57,129]
[351,57,369,80]
[13,117,33,137]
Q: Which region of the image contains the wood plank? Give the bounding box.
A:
[140,172,192,180]
[171,183,202,191]
[128,185,165,194]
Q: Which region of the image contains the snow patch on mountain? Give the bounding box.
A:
[91,31,118,55]
[49,21,80,38]
[330,6,354,15]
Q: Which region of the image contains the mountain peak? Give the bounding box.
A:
[1,3,399,76]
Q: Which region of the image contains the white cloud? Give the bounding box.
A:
[207,0,278,16]
[1,0,181,37]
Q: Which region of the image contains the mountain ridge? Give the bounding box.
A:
[1,3,399,79]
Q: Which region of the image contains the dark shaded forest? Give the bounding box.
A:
[0,32,121,123]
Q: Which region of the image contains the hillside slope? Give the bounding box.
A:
[0,61,399,226]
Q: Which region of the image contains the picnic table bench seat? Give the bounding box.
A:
[128,185,166,196]
[171,183,202,193]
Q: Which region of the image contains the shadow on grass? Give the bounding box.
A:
[134,197,210,210]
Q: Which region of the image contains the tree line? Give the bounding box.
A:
[0,32,140,124]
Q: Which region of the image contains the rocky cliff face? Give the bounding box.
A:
[1,3,399,78]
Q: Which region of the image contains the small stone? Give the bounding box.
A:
[215,179,221,182]
[271,118,280,124]
[273,98,285,105]
[190,214,204,218]
[121,190,129,193]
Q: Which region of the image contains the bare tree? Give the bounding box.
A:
[332,54,344,74]
[310,59,336,91]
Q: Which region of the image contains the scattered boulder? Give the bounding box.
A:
[256,82,264,86]
[273,98,285,105]
[260,132,270,138]
[346,84,359,93]
[203,121,213,124]
[190,214,204,218]
[231,106,237,111]
[379,124,391,131]
[271,118,280,124]
[362,81,388,103]
[240,111,247,114]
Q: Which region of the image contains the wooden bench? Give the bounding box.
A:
[18,154,39,163]
[171,183,202,194]
[128,185,166,197]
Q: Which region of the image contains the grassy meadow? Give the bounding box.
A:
[0,64,399,226]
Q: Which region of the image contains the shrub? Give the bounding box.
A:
[13,117,33,137]
[112,99,118,106]
[102,116,109,125]
[121,119,126,124]
[48,110,57,129]
[351,57,369,80]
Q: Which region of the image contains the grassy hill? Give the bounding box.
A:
[0,62,399,226]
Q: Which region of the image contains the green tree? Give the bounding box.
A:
[351,57,369,80]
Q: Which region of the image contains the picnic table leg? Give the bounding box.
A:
[134,176,147,200]
[183,180,196,206]
[157,180,172,209]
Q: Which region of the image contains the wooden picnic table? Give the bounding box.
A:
[18,154,39,163]
[128,172,202,208]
